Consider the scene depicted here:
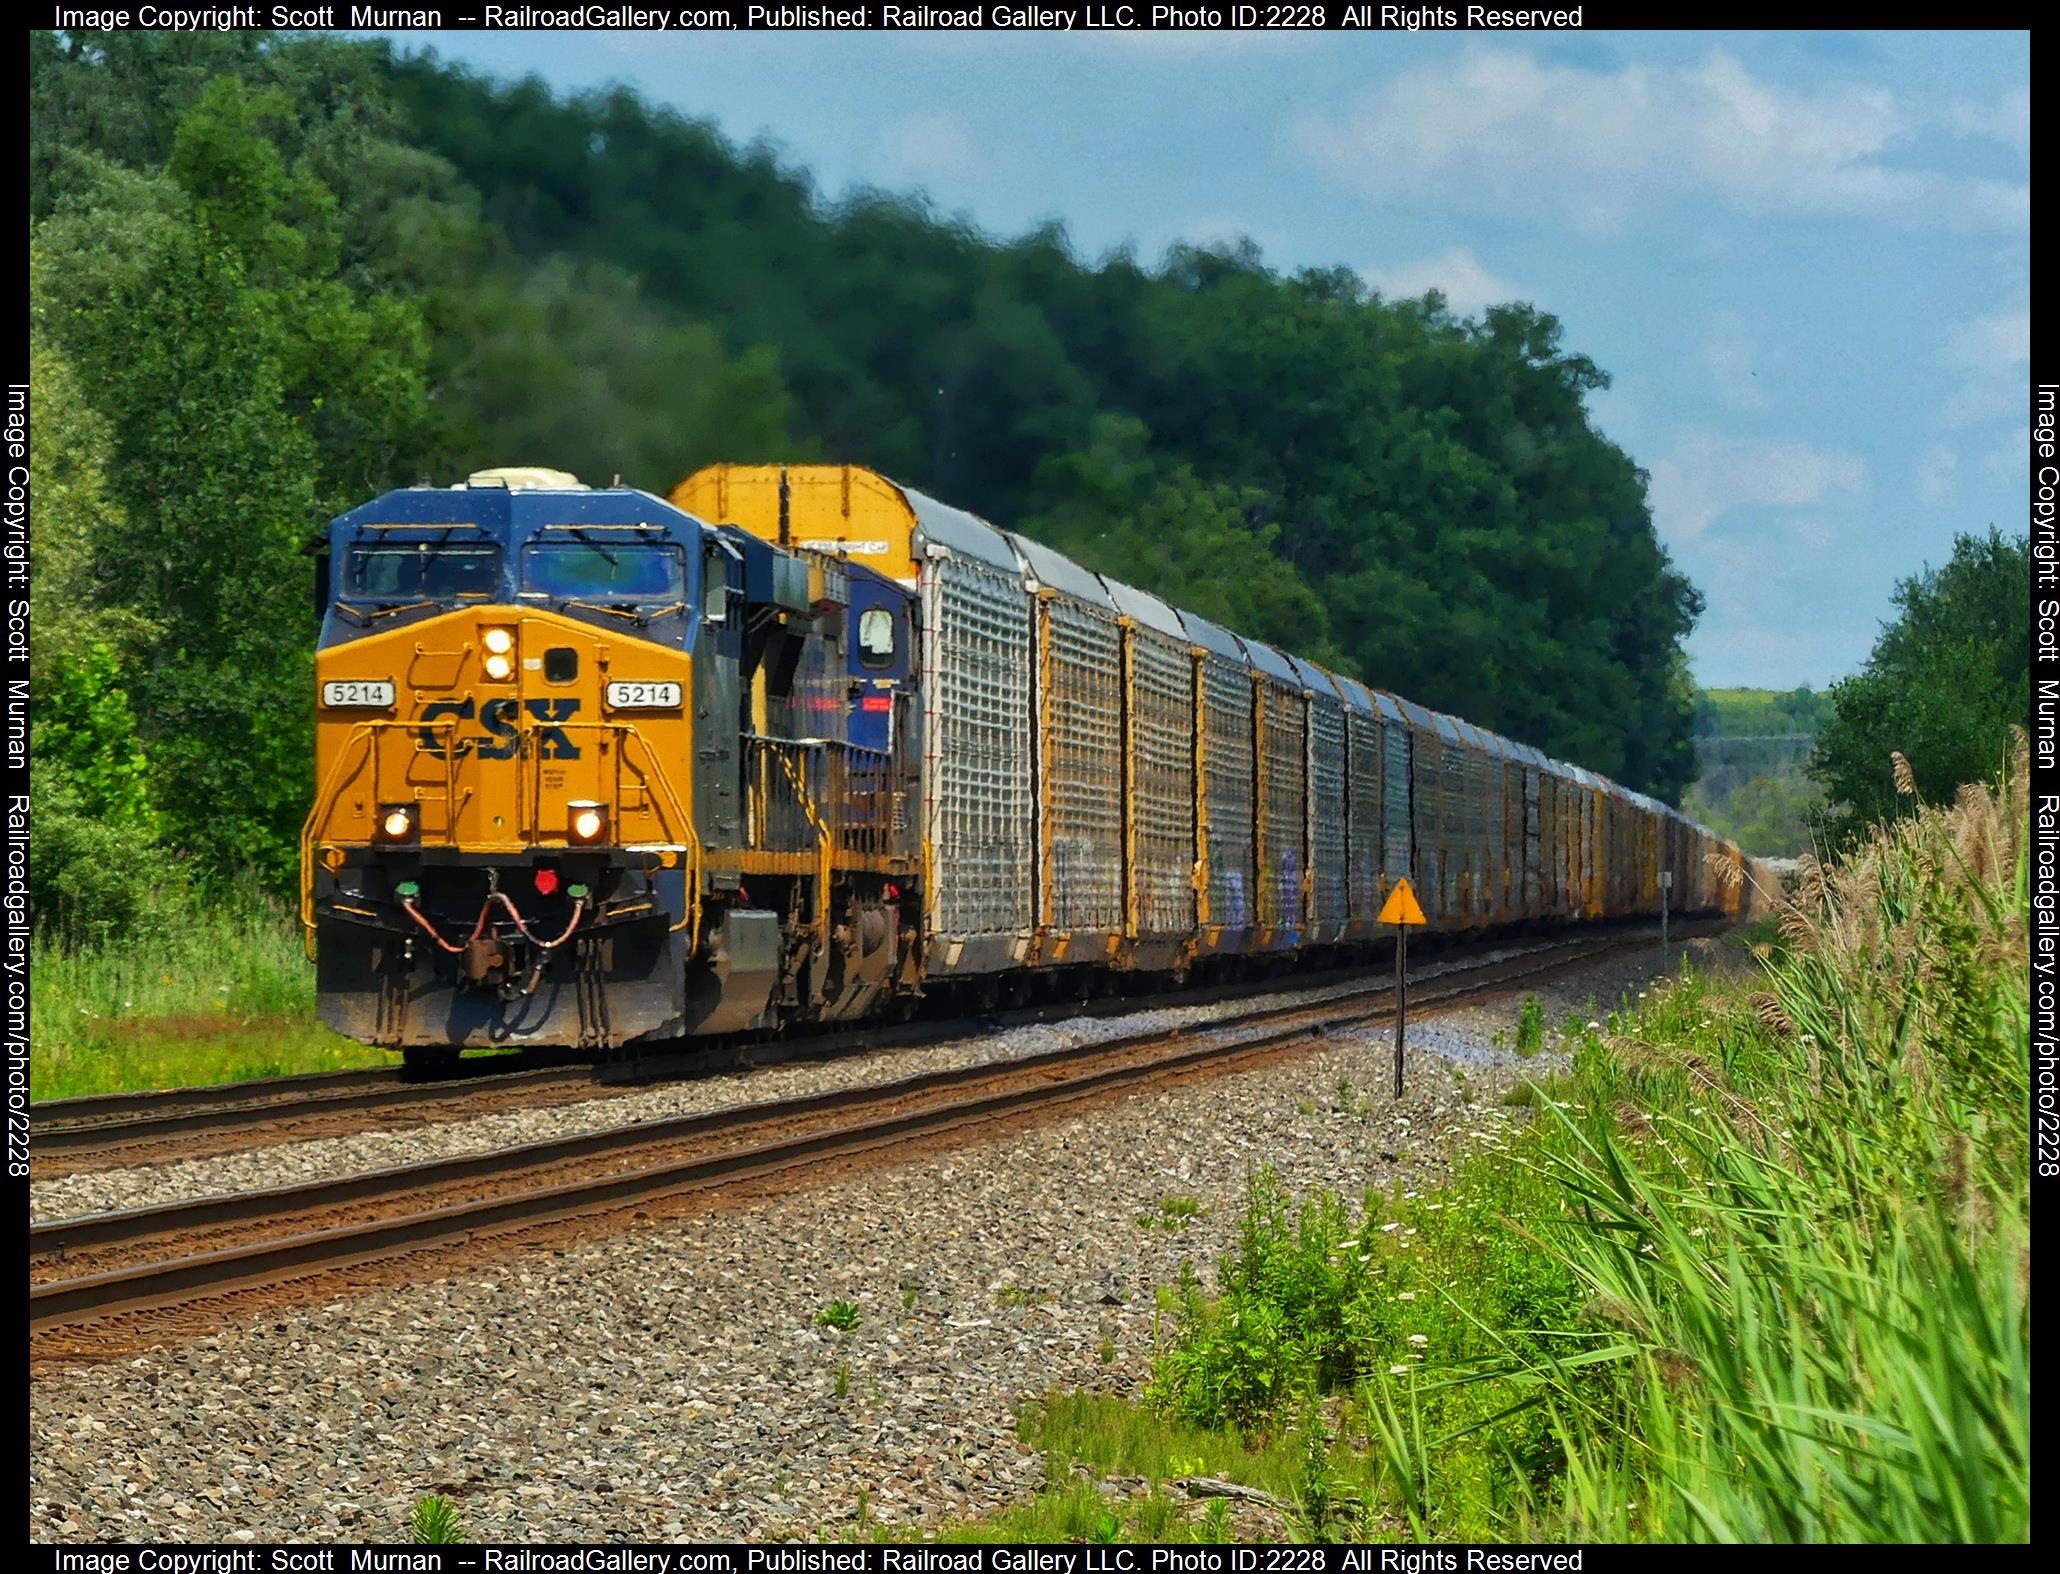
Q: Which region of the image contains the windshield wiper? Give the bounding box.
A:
[562,598,642,623]
[332,599,440,625]
[564,526,622,566]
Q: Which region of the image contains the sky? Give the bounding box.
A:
[375,26,2031,690]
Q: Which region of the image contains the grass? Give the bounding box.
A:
[927,1394,1313,1543]
[817,1299,861,1332]
[1136,1195,1207,1231]
[943,744,2030,1543]
[29,900,390,1099]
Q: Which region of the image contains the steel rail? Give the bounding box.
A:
[29,1060,592,1154]
[29,929,1692,1332]
[32,926,1667,1162]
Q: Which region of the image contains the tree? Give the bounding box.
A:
[27,322,182,939]
[1810,529,2031,842]
[34,78,432,889]
[1021,414,1342,666]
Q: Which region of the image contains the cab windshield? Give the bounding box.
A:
[346,543,501,599]
[522,541,686,601]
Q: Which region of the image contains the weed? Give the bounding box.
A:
[900,1284,918,1310]
[1297,1099,1317,1117]
[409,1495,465,1545]
[1099,1332,1118,1364]
[817,1300,860,1332]
[1500,1081,1540,1108]
[1136,1195,1207,1232]
[833,1362,851,1401]
[1514,995,1545,1057]
[1329,1076,1377,1119]
[1294,1401,1362,1543]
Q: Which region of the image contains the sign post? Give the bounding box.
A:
[1659,870,1673,968]
[1376,878,1428,1098]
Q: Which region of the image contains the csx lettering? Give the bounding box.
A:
[417,698,582,759]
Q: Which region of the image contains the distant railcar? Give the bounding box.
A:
[303,462,1744,1063]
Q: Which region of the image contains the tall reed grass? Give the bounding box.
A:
[1373,740,2031,1540]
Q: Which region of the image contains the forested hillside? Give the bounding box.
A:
[1681,687,1829,857]
[29,29,1703,924]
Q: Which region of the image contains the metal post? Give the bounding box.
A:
[1393,926,1407,1099]
[1660,869,1672,968]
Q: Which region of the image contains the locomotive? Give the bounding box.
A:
[304,463,1756,1066]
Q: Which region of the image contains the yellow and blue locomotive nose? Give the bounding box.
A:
[309,606,693,857]
[306,474,708,1054]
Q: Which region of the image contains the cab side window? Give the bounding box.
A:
[857,606,896,669]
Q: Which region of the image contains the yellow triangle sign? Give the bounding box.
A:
[1378,878,1427,927]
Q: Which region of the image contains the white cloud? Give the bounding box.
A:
[1940,302,2031,428]
[1916,444,1959,507]
[1366,248,1522,318]
[1299,50,2028,234]
[1646,431,1865,545]
[876,113,984,183]
[1942,86,2031,159]
[1982,430,2030,487]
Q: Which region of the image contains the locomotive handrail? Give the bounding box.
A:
[300,716,704,961]
[764,738,834,963]
[299,718,463,960]
[517,717,703,951]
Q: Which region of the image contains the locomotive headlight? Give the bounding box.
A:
[376,803,418,843]
[482,651,515,681]
[568,801,608,845]
[482,627,515,655]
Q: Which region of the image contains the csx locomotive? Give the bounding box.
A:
[304,464,1759,1065]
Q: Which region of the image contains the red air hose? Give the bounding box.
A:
[494,890,587,950]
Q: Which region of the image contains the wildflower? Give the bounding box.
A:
[1388,1364,1410,1376]
[1395,1291,1417,1301]
[1407,1334,1429,1345]
[1380,1221,1402,1233]
[1586,1020,1601,1030]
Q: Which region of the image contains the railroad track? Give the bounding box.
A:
[30,927,1708,1337]
[30,923,1682,1174]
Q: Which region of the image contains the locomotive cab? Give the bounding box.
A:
[306,468,922,1062]
[307,470,705,1057]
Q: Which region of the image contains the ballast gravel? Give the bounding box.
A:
[35,942,1579,1225]
[30,936,1740,1543]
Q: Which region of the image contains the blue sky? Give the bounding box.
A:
[381,27,2031,690]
